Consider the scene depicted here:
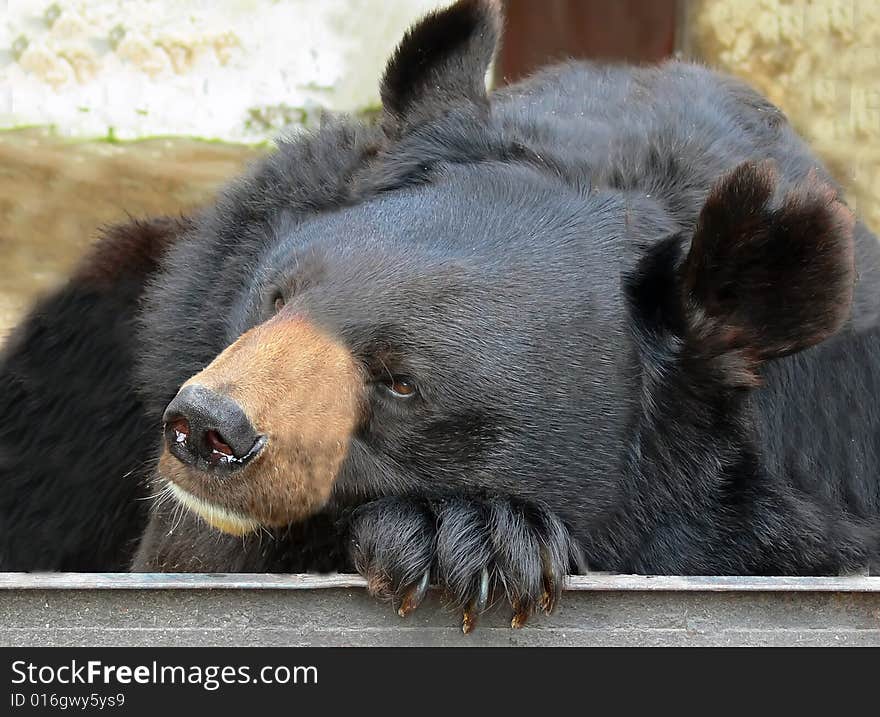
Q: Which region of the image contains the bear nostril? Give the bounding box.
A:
[204,429,234,461]
[170,418,190,444]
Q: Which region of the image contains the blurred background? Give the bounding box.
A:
[1,0,878,336]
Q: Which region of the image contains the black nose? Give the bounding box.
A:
[163,384,265,470]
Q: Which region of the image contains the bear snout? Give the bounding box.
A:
[156,313,364,535]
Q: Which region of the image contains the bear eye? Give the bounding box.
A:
[272,293,286,314]
[380,376,416,399]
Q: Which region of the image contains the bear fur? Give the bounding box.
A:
[2,0,879,625]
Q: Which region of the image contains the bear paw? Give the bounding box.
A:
[348,495,585,633]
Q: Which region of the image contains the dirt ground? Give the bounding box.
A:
[0,129,263,338]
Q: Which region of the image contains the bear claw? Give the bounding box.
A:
[540,556,562,615]
[461,567,491,634]
[510,604,529,629]
[350,496,581,633]
[398,570,430,618]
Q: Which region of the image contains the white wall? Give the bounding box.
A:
[0,0,451,142]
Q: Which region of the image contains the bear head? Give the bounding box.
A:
[150,0,855,538]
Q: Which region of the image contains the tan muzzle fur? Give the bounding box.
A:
[159,313,362,535]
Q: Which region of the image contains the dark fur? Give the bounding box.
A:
[4,1,880,613]
[0,218,189,569]
[380,0,499,134]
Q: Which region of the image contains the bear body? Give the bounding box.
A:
[2,0,879,625]
[0,219,186,570]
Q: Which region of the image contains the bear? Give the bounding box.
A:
[2,0,880,632]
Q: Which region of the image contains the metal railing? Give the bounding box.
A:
[2,573,879,646]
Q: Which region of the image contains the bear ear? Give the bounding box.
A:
[681,160,855,383]
[380,0,501,135]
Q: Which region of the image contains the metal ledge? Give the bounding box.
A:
[2,573,880,646]
[2,572,880,592]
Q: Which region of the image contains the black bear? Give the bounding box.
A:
[2,0,879,631]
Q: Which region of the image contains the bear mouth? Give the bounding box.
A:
[165,482,261,536]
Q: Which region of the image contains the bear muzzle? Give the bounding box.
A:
[158,313,363,535]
